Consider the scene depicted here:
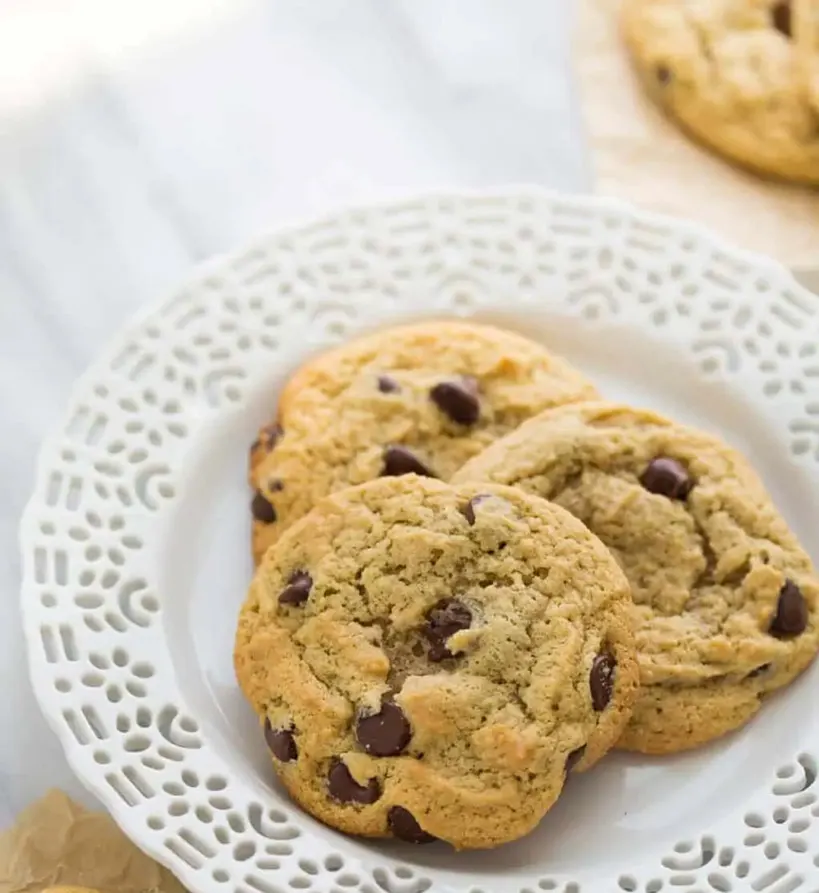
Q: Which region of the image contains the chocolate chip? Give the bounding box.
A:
[427,640,454,663]
[462,494,490,526]
[590,652,615,711]
[355,701,411,756]
[377,375,400,394]
[268,478,285,492]
[565,746,586,774]
[772,1,791,37]
[769,579,808,637]
[387,806,436,844]
[639,457,693,500]
[382,445,435,478]
[279,570,312,606]
[425,599,472,662]
[251,422,283,455]
[251,491,277,524]
[429,378,480,426]
[264,719,297,762]
[263,422,284,450]
[656,64,672,84]
[328,759,381,804]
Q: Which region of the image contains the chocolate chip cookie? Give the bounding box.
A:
[454,402,819,754]
[249,321,597,564]
[621,0,819,185]
[234,476,638,848]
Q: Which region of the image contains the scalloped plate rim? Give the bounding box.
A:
[18,185,819,893]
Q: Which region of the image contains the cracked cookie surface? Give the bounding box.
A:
[621,0,819,184]
[454,402,819,753]
[248,320,597,564]
[234,476,637,849]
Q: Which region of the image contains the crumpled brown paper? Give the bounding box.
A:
[574,0,819,268]
[0,791,186,893]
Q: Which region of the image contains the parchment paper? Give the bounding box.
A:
[574,0,819,268]
[0,791,185,893]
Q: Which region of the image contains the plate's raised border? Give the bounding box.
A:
[20,188,819,893]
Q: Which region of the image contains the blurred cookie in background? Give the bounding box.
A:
[621,0,819,185]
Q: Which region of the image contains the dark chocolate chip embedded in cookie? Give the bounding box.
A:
[251,491,277,524]
[328,760,381,804]
[424,599,472,662]
[234,476,638,849]
[430,377,481,426]
[462,494,491,525]
[590,652,616,711]
[251,422,283,456]
[770,580,808,637]
[655,63,673,85]
[388,806,436,844]
[250,422,284,477]
[453,401,819,755]
[640,457,692,500]
[248,320,598,564]
[771,1,792,37]
[382,446,436,479]
[278,570,312,606]
[377,374,401,394]
[356,701,412,756]
[264,720,297,763]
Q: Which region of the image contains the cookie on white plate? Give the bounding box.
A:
[235,476,638,849]
[248,320,597,563]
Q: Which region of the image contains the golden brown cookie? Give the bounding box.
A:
[235,476,638,849]
[454,401,819,754]
[621,0,819,184]
[249,320,598,563]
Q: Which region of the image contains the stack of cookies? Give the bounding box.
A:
[234,321,819,850]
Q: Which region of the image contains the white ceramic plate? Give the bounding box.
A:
[20,189,819,893]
